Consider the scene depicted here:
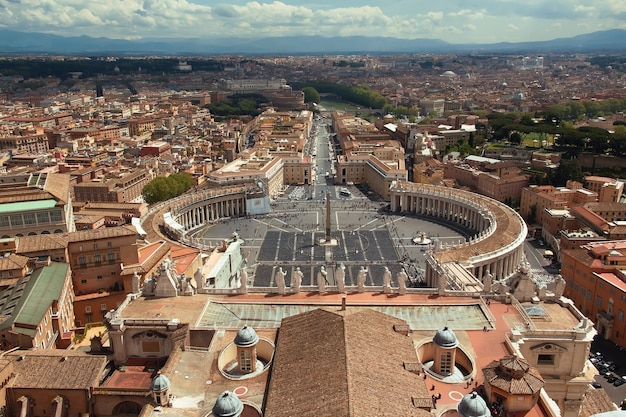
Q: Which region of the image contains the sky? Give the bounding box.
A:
[1,0,625,43]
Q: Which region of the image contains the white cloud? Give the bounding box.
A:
[0,0,624,43]
[426,11,444,21]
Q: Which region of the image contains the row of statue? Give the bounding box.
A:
[271,264,409,295]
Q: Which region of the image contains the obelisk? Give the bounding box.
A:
[318,190,338,263]
[325,190,332,242]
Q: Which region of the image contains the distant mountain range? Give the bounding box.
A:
[0,29,625,55]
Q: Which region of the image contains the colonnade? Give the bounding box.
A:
[174,196,246,231]
[389,181,527,290]
[395,192,490,232]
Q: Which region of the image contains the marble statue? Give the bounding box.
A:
[483,271,493,293]
[132,271,140,294]
[382,266,392,294]
[292,267,303,293]
[275,267,286,295]
[554,274,566,298]
[239,267,248,294]
[335,263,346,293]
[397,268,408,295]
[317,266,327,293]
[357,266,368,292]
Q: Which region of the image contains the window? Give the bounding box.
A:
[85,306,91,313]
[50,210,62,222]
[81,279,87,284]
[440,351,453,374]
[100,303,107,310]
[239,348,252,371]
[97,275,103,280]
[618,310,624,321]
[0,216,9,227]
[596,296,602,307]
[23,213,35,225]
[93,254,101,266]
[537,354,555,365]
[107,242,112,248]
[78,255,86,268]
[10,215,23,226]
[37,212,49,224]
[93,243,98,250]
[108,252,115,264]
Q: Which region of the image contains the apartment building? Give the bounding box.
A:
[444,157,529,202]
[0,262,75,349]
[520,182,598,226]
[335,154,407,199]
[584,176,624,203]
[73,168,150,203]
[570,202,626,240]
[0,131,49,154]
[561,240,626,349]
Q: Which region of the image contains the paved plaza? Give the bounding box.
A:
[194,189,474,289]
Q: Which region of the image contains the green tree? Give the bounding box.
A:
[301,87,320,104]
[142,173,194,205]
[552,159,583,187]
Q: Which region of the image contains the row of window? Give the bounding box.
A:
[0,210,63,227]
[77,252,117,267]
[1,229,64,238]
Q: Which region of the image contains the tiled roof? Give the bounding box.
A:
[16,233,69,253]
[579,387,618,417]
[43,173,71,204]
[0,253,29,270]
[482,355,544,395]
[67,224,137,242]
[8,350,107,389]
[264,308,431,417]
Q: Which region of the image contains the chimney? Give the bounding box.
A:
[341,295,346,311]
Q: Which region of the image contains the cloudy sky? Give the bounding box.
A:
[1,0,625,43]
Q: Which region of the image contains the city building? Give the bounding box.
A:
[0,172,75,238]
[561,240,626,349]
[0,262,75,349]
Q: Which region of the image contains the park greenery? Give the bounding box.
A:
[0,58,223,80]
[301,87,321,104]
[205,93,268,119]
[296,81,387,109]
[142,173,195,205]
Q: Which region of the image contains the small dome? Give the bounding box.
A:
[234,326,259,347]
[457,392,490,417]
[151,373,170,392]
[212,391,244,417]
[433,326,458,348]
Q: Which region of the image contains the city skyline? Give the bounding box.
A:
[1,0,625,44]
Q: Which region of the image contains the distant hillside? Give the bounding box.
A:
[0,29,625,55]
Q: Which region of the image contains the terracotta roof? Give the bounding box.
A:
[121,240,171,276]
[16,233,69,253]
[43,173,71,204]
[482,355,544,395]
[264,308,431,417]
[67,224,137,242]
[8,350,107,389]
[0,253,29,270]
[579,387,618,417]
